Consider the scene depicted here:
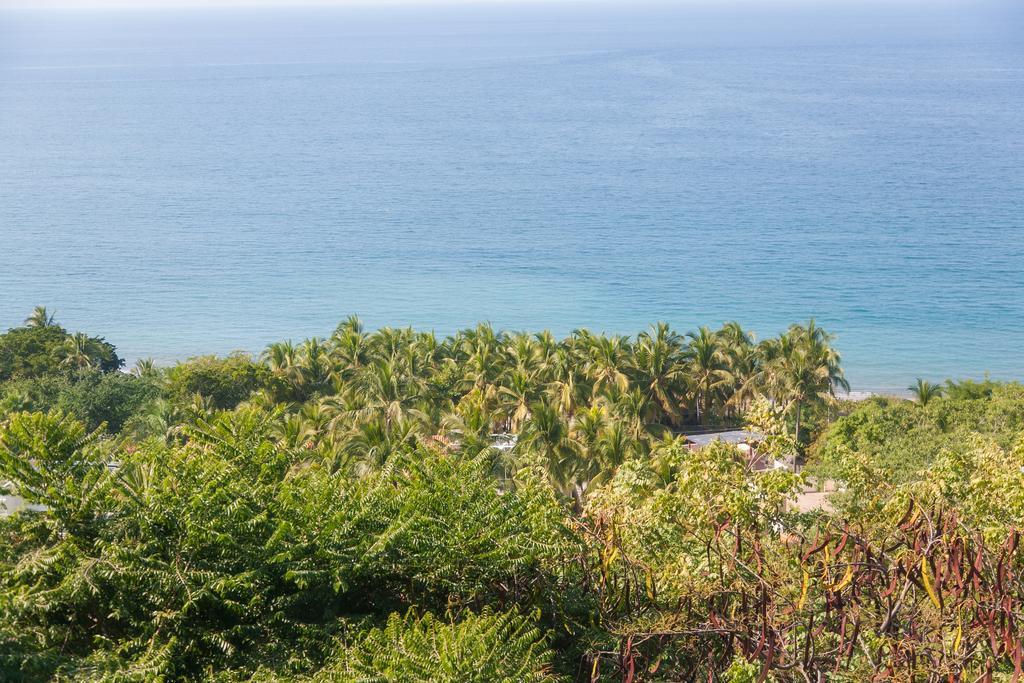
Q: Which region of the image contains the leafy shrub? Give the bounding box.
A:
[0,325,121,381]
[166,353,269,409]
[273,448,572,615]
[55,370,161,432]
[319,609,555,682]
[0,410,572,681]
[0,371,159,432]
[0,374,68,415]
[810,385,1024,483]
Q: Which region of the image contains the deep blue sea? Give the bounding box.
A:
[1,2,1022,391]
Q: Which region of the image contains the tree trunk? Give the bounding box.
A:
[571,482,586,514]
[790,401,798,471]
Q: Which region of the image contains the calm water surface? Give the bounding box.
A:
[1,3,1022,391]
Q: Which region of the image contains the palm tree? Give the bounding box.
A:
[606,387,656,442]
[60,332,101,370]
[405,331,442,382]
[334,313,364,336]
[330,319,370,381]
[570,409,634,486]
[132,358,162,380]
[547,347,589,418]
[498,368,544,432]
[718,320,754,349]
[581,333,631,399]
[684,326,730,425]
[124,398,186,445]
[504,332,546,375]
[909,378,943,406]
[460,333,505,404]
[569,404,607,454]
[263,340,300,397]
[632,322,686,425]
[264,340,298,372]
[519,400,592,510]
[594,421,635,473]
[533,330,560,369]
[352,358,426,428]
[443,391,494,442]
[345,417,420,475]
[372,326,415,362]
[758,320,848,446]
[295,338,334,398]
[276,411,318,451]
[25,306,56,328]
[718,322,758,416]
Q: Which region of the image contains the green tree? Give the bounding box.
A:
[580,333,631,399]
[56,369,160,432]
[684,326,730,425]
[0,410,108,526]
[757,320,848,447]
[0,324,121,381]
[632,322,686,425]
[909,378,944,405]
[319,610,555,683]
[519,401,597,509]
[60,332,114,371]
[166,353,269,410]
[24,306,56,329]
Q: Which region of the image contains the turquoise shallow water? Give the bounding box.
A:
[1,3,1022,391]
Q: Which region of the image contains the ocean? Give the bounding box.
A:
[1,2,1022,391]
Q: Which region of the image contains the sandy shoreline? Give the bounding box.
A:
[840,389,912,401]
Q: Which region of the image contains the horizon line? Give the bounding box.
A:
[0,0,976,10]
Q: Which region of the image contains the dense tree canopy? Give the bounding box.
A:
[811,382,1024,483]
[0,325,121,382]
[1,310,1021,681]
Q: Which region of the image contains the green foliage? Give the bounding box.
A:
[811,383,1024,483]
[0,371,159,433]
[0,373,68,415]
[3,313,1020,681]
[56,370,160,432]
[0,410,109,524]
[743,396,796,463]
[811,397,936,482]
[0,409,572,681]
[314,609,555,682]
[912,434,1024,540]
[0,324,121,381]
[723,656,761,683]
[273,447,572,616]
[908,377,944,405]
[943,376,1008,400]
[0,311,133,431]
[585,439,803,604]
[166,353,269,410]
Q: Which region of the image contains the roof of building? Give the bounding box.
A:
[684,430,763,447]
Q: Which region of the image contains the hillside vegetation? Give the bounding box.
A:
[2,308,1022,682]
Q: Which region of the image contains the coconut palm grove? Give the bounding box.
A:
[1,307,1023,681]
